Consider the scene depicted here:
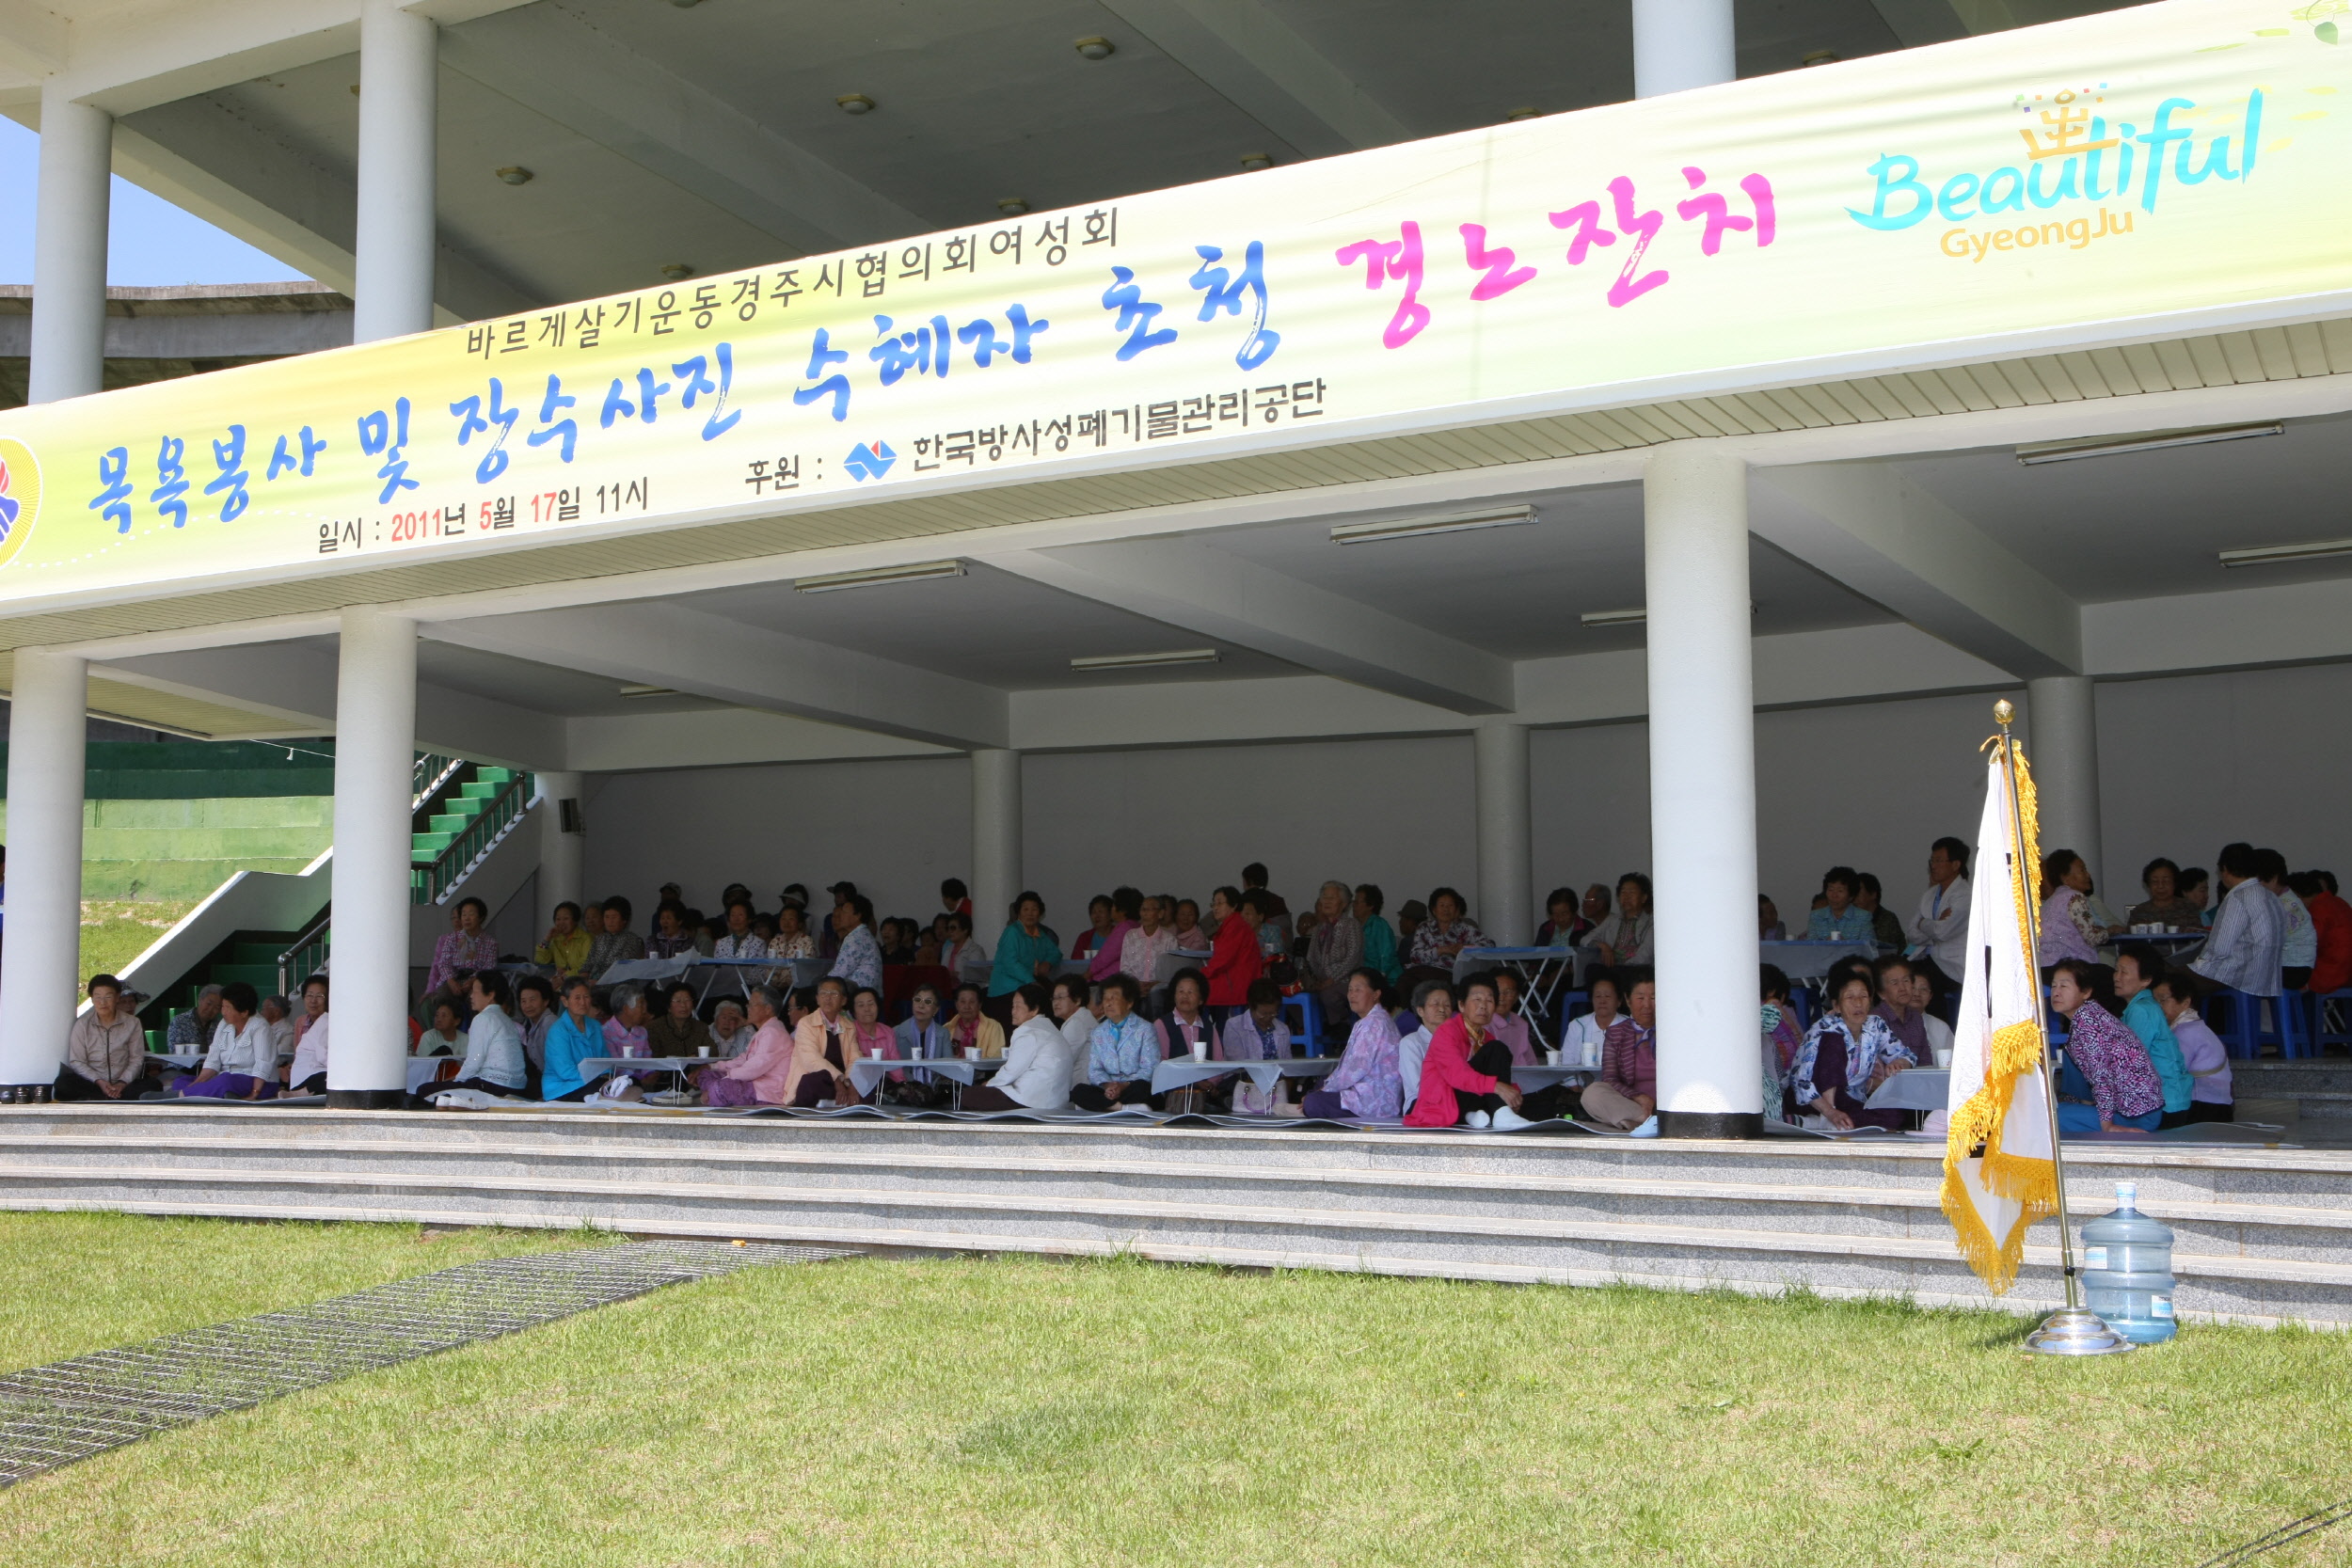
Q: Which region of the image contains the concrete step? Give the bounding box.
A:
[5,1108,2350,1327]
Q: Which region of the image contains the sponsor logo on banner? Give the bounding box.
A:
[843,440,897,483]
[0,440,42,570]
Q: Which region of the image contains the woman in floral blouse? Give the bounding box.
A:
[1788,972,1914,1131]
[1405,887,1486,975]
[425,896,500,998]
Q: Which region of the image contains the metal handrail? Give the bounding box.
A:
[412,752,462,810]
[411,769,536,906]
[276,906,335,998]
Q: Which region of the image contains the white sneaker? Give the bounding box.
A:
[1463,1110,1491,1129]
[1629,1115,1661,1138]
[1489,1104,1536,1131]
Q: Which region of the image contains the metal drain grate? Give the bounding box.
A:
[0,1240,848,1487]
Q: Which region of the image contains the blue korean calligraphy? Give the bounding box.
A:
[958,304,1049,367]
[1101,266,1177,361]
[870,314,951,386]
[793,327,851,422]
[90,447,133,533]
[1187,242,1279,370]
[526,373,579,462]
[598,365,675,429]
[202,425,251,522]
[673,343,742,441]
[264,426,326,481]
[151,436,190,528]
[451,379,521,483]
[356,397,420,503]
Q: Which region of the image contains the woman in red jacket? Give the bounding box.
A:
[2295,871,2352,995]
[1204,886,1267,1021]
[1405,973,1573,1129]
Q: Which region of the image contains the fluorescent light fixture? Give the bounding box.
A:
[793,560,965,594]
[1069,648,1220,671]
[2218,537,2352,568]
[2014,422,2282,466]
[1330,506,1537,546]
[1579,607,1646,626]
[617,684,677,699]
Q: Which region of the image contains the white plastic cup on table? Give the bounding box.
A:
[697,1046,710,1058]
[1189,1041,1207,1062]
[1933,1046,1953,1068]
[963,1045,978,1061]
[1545,1048,1563,1066]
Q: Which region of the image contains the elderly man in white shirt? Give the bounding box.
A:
[958,982,1074,1112]
[1909,836,1973,1006]
[172,982,279,1100]
[2192,844,2285,998]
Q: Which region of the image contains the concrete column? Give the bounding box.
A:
[2026,675,2103,888]
[0,649,88,1098]
[328,608,418,1107]
[536,770,584,925]
[353,0,438,342]
[970,749,1022,939]
[1474,720,1534,946]
[29,83,111,404]
[1644,443,1760,1138]
[1632,0,1737,98]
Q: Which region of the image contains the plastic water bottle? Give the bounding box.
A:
[2079,1180,2177,1343]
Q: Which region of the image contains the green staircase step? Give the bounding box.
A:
[457,782,499,801]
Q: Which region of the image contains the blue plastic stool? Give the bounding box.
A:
[2317,990,2352,1054]
[1280,991,1326,1056]
[2262,990,2316,1059]
[2206,989,2300,1059]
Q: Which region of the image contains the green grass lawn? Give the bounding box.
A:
[2,1212,2349,1566]
[77,899,198,987]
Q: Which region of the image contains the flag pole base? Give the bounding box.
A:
[2023,1307,2134,1355]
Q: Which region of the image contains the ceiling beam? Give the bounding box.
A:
[94,94,532,325]
[1748,461,2083,680]
[425,602,1009,751]
[437,4,926,256]
[983,535,1516,714]
[1095,0,1412,159]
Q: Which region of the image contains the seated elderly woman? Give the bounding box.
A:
[1216,977,1294,1116]
[945,982,1008,1059]
[173,981,278,1100]
[587,896,647,976]
[57,973,152,1102]
[707,997,755,1057]
[1581,874,1655,967]
[1301,968,1404,1120]
[1403,973,1569,1129]
[540,977,613,1101]
[418,970,530,1102]
[2048,958,2165,1133]
[1154,969,1220,1060]
[1073,974,1159,1112]
[1788,970,1913,1131]
[1051,974,1098,1055]
[1485,970,1537,1066]
[645,982,714,1058]
[1578,969,1657,1131]
[693,986,795,1107]
[1396,979,1454,1117]
[284,974,333,1098]
[1559,972,1624,1071]
[1403,887,1486,986]
[646,900,699,959]
[848,985,898,1102]
[781,976,865,1107]
[426,896,501,1000]
[1295,880,1363,1034]
[959,983,1077,1112]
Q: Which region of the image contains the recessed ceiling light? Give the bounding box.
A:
[494,166,532,185]
[1505,106,1542,120]
[660,262,695,280]
[2015,422,2283,466]
[618,684,678,699]
[835,92,876,115]
[794,560,965,594]
[1580,608,1647,626]
[1330,506,1536,546]
[1802,50,1840,66]
[996,198,1030,215]
[2217,537,2352,568]
[1073,36,1115,59]
[1238,151,1272,171]
[1070,648,1220,671]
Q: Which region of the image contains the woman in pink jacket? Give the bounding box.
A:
[697,987,795,1107]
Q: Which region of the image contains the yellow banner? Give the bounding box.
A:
[0,0,2344,604]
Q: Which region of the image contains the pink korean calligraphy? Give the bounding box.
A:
[1333,220,1430,349]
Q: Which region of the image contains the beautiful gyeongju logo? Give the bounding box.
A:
[0,438,45,570]
[843,440,897,483]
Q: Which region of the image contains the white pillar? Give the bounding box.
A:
[1474,720,1534,946]
[1645,443,1760,1137]
[353,0,437,342]
[536,770,584,926]
[970,749,1022,940]
[29,84,111,404]
[2027,675,2103,888]
[0,649,87,1098]
[1632,0,1737,98]
[328,608,418,1106]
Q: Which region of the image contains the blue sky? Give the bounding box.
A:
[0,117,311,286]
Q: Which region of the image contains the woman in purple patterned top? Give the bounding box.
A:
[425,896,500,997]
[2048,958,2164,1132]
[1304,968,1404,1120]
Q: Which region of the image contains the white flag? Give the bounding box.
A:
[1941,740,2058,1294]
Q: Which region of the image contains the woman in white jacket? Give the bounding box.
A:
[959,983,1074,1112]
[421,971,530,1102]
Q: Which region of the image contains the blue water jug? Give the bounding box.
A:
[2080,1180,2177,1343]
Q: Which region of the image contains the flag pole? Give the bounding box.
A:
[1993,700,2131,1356]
